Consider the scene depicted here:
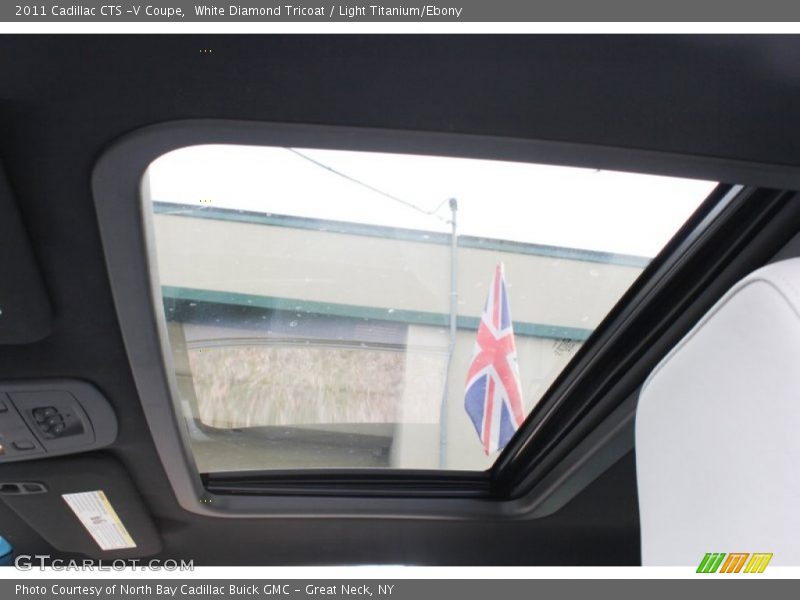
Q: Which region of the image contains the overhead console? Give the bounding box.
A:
[0,380,117,463]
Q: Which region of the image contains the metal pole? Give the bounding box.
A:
[439,198,458,469]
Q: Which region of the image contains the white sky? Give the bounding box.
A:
[148,144,716,257]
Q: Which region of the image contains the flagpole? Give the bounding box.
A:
[439,198,458,469]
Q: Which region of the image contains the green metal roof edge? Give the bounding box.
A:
[161,285,593,342]
[152,201,651,269]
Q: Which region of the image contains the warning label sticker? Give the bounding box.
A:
[62,490,136,550]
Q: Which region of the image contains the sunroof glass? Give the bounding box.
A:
[144,144,715,473]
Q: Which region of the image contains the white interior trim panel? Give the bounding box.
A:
[637,258,800,565]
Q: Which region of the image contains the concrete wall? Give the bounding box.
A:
[153,213,643,332]
[153,211,645,471]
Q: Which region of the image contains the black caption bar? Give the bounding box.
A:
[5,579,800,600]
[5,0,800,21]
[10,2,467,21]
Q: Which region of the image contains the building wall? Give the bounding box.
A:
[153,212,643,333]
[153,211,645,471]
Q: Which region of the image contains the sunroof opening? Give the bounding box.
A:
[144,144,715,473]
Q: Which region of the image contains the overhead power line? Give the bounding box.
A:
[285,148,451,225]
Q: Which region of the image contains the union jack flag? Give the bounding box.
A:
[464,263,525,454]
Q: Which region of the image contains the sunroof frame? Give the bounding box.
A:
[92,119,800,518]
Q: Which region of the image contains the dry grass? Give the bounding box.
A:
[189,344,413,428]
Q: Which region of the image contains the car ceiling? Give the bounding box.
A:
[0,34,799,565]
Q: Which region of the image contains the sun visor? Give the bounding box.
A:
[0,161,52,344]
[0,453,162,559]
